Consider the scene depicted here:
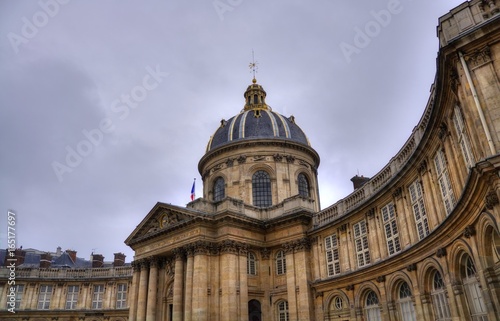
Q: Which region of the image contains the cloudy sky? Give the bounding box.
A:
[0,0,464,262]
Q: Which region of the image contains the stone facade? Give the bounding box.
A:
[0,250,132,320]
[125,2,500,320]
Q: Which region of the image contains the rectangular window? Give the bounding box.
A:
[452,106,474,169]
[408,179,430,240]
[116,283,127,309]
[434,149,456,215]
[353,220,370,267]
[381,202,401,256]
[37,285,52,310]
[92,284,105,310]
[8,284,24,309]
[325,234,341,276]
[65,285,79,310]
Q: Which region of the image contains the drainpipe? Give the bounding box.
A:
[458,51,496,155]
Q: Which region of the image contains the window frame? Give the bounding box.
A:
[353,220,370,267]
[277,300,289,321]
[276,250,286,275]
[252,170,272,207]
[65,285,79,310]
[408,179,430,240]
[92,284,105,310]
[381,202,401,256]
[247,251,257,276]
[325,234,340,277]
[434,149,456,215]
[298,173,310,198]
[213,177,225,202]
[37,284,53,310]
[116,283,128,309]
[452,105,474,169]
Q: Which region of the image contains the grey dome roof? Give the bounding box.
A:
[206,109,310,152]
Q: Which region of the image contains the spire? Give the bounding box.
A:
[249,50,258,83]
[244,51,268,111]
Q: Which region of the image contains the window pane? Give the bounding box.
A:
[298,173,310,197]
[253,171,272,207]
[213,177,225,201]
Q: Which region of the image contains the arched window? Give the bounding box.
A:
[213,177,225,202]
[276,250,286,275]
[252,170,272,207]
[277,301,289,321]
[431,270,451,321]
[364,291,381,321]
[461,255,488,320]
[248,299,262,321]
[247,252,257,275]
[298,173,310,197]
[397,282,416,321]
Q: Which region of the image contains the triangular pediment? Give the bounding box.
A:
[125,202,206,246]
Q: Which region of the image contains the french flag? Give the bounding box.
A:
[190,179,196,201]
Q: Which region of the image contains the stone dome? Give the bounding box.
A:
[206,80,311,152]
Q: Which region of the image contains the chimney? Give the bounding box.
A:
[92,254,104,268]
[4,248,26,266]
[66,249,77,263]
[351,175,370,190]
[113,253,126,267]
[40,253,52,268]
[56,246,62,256]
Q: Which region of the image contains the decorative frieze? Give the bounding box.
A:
[237,155,247,164]
[436,248,447,258]
[486,190,499,209]
[283,237,311,253]
[438,123,449,140]
[465,45,492,68]
[261,248,270,259]
[273,153,283,162]
[219,240,240,254]
[418,159,428,175]
[392,186,403,199]
[463,225,476,238]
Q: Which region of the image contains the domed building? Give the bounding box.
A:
[125,1,500,320]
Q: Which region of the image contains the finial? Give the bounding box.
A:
[249,50,258,83]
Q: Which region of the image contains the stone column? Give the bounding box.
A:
[104,281,115,310]
[146,257,159,321]
[184,247,194,321]
[192,241,210,320]
[418,293,433,321]
[172,249,185,321]
[291,238,314,321]
[128,261,141,321]
[418,160,441,228]
[284,244,298,321]
[137,259,150,321]
[238,245,249,321]
[219,240,238,321]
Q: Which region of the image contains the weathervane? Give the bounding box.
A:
[249,50,258,83]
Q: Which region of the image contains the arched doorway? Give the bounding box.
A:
[248,299,262,321]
